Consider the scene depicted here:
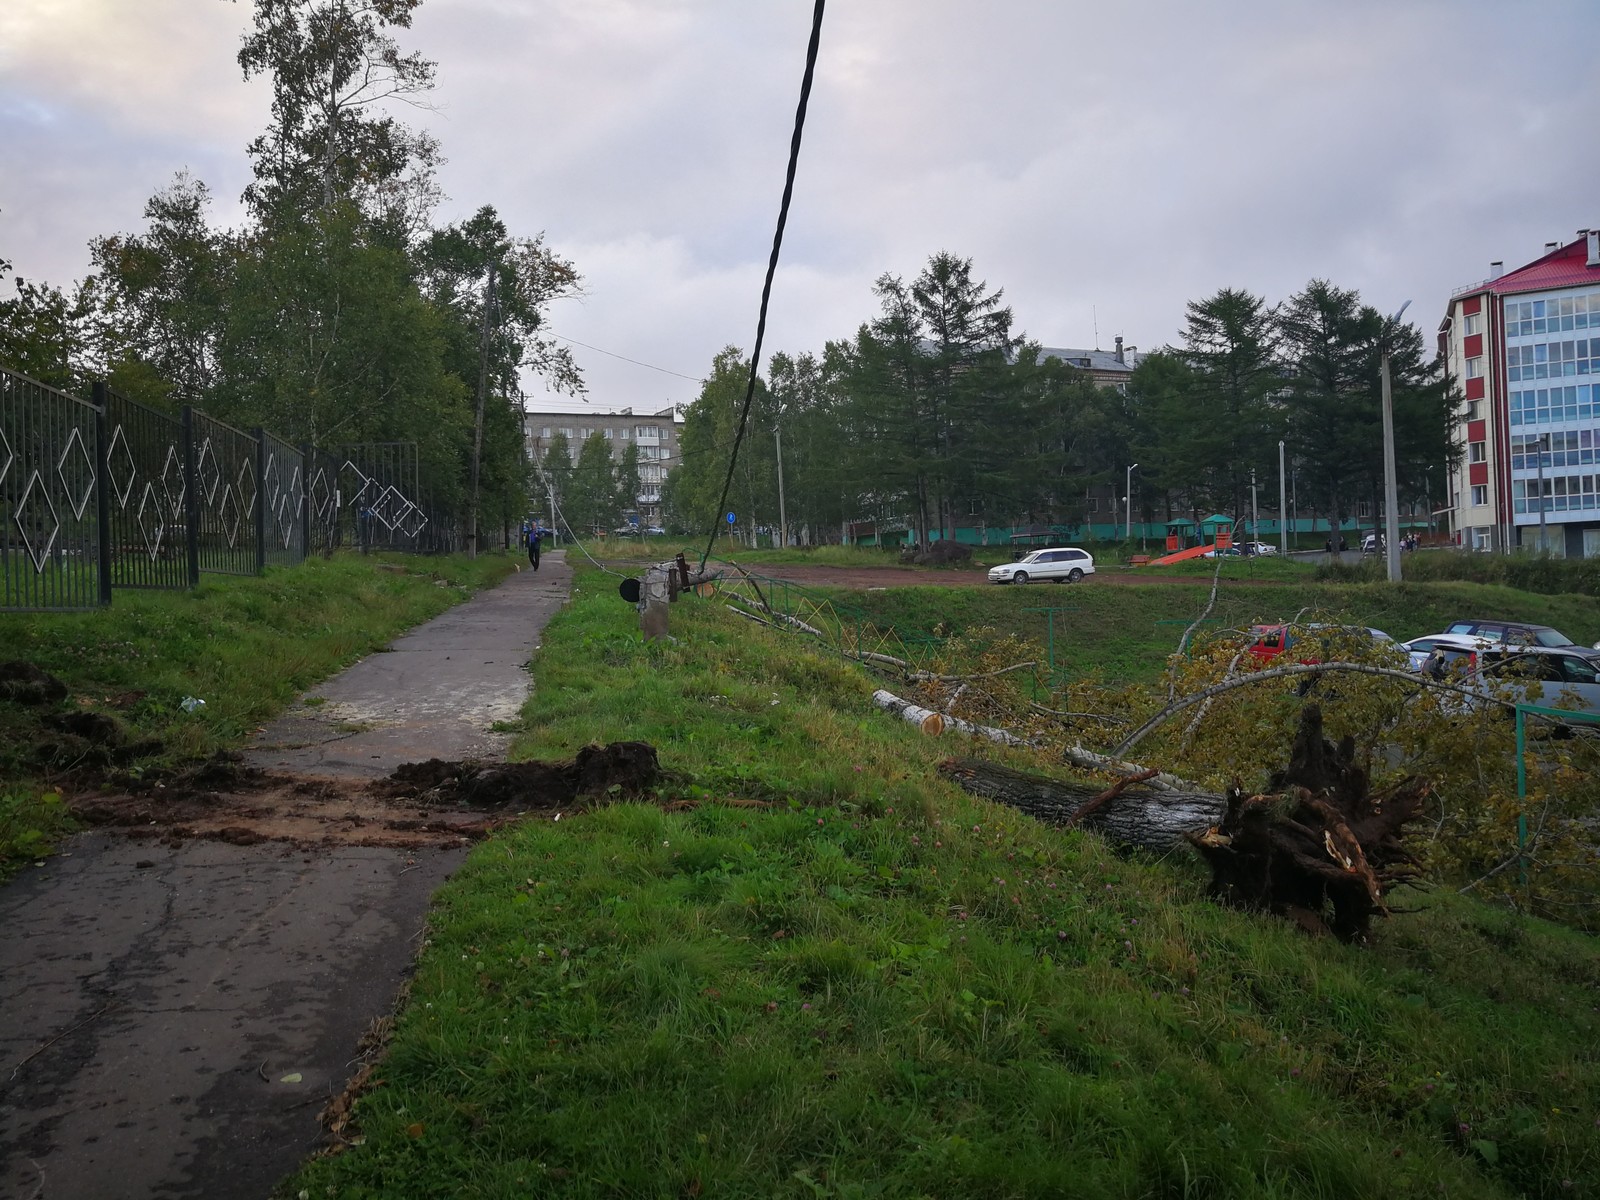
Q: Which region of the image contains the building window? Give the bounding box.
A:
[604,428,613,439]
[1471,526,1491,551]
[621,428,630,440]
[1465,399,1481,421]
[1357,501,1371,518]
[559,427,574,439]
[541,426,551,438]
[1471,485,1488,507]
[1463,312,1481,336]
[1465,356,1483,379]
[1469,441,1487,464]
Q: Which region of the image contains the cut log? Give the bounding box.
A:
[936,758,1226,852]
[872,689,1032,747]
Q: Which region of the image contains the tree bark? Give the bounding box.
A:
[936,757,1226,852]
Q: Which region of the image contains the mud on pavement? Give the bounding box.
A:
[65,741,664,852]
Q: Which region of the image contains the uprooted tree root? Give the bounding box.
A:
[1187,704,1429,942]
[69,741,668,851]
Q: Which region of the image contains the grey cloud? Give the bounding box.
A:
[3,0,1598,415]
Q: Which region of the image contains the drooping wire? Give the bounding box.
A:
[547,332,706,384]
[698,0,825,574]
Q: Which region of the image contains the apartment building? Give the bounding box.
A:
[523,405,679,527]
[1441,229,1600,555]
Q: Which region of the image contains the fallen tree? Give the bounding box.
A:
[938,705,1428,941]
[937,757,1225,852]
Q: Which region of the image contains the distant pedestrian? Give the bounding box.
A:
[528,523,542,570]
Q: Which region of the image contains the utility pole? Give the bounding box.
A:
[774,422,789,550]
[467,259,497,559]
[1380,299,1411,583]
[1278,440,1288,555]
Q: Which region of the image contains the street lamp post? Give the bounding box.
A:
[774,421,788,549]
[1380,300,1412,583]
[1125,463,1139,542]
[1278,440,1288,555]
[1250,468,1259,548]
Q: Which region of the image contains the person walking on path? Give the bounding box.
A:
[528,522,542,570]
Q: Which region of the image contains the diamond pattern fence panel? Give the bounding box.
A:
[259,430,306,568]
[0,368,105,610]
[189,409,261,577]
[102,387,192,591]
[338,442,454,554]
[304,446,343,556]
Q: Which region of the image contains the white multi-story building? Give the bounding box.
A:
[523,404,680,527]
[1440,229,1600,555]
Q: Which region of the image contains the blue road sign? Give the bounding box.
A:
[726,512,736,524]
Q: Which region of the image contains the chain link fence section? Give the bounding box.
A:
[1,368,106,610]
[102,385,191,591]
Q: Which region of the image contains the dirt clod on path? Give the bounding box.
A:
[69,741,664,851]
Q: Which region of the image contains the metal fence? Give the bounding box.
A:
[0,366,457,611]
[1,372,107,610]
[101,385,191,591]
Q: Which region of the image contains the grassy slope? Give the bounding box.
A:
[0,551,519,869]
[283,568,1600,1199]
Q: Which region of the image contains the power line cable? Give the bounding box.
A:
[699,0,825,573]
[547,332,706,384]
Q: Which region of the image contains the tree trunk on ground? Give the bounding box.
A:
[936,758,1226,852]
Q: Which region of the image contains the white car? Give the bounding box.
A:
[1237,540,1278,556]
[988,547,1095,585]
[1402,633,1494,673]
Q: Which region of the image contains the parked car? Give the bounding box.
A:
[1201,546,1242,558]
[1440,619,1599,657]
[987,546,1095,585]
[1461,647,1600,720]
[1361,532,1383,554]
[1244,623,1400,665]
[1401,632,1494,674]
[1237,540,1278,556]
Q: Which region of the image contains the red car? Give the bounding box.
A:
[1244,623,1398,664]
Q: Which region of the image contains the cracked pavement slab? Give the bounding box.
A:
[0,553,571,1199]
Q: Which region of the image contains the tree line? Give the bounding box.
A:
[665,252,1458,545]
[0,0,579,542]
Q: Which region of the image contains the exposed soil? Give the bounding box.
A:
[701,563,1259,589]
[67,741,664,852]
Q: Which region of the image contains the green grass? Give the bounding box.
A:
[281,568,1600,1199]
[0,550,519,873]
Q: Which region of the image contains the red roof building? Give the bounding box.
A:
[1439,230,1600,555]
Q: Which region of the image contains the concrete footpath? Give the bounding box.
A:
[0,552,570,1200]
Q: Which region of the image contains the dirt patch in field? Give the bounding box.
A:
[691,563,1261,589]
[69,741,664,851]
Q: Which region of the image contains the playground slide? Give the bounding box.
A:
[1151,543,1218,566]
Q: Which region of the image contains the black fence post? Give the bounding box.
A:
[253,427,267,575]
[181,406,200,588]
[92,381,113,607]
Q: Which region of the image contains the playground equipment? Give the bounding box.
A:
[1149,514,1233,566]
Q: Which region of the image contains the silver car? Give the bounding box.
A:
[988,547,1095,585]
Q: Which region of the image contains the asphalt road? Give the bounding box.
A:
[0,552,571,1200]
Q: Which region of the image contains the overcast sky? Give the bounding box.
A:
[3,0,1598,415]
